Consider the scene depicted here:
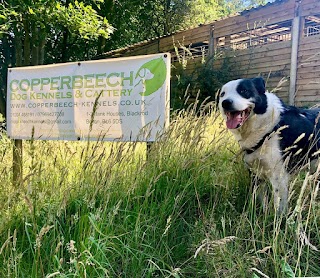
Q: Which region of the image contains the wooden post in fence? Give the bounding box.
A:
[209,25,215,57]
[289,0,302,105]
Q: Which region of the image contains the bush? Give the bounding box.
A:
[171,51,239,111]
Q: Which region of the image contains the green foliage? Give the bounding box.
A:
[195,56,238,100]
[0,0,113,42]
[55,0,113,40]
[0,108,319,277]
[225,0,270,14]
[103,0,268,52]
[281,259,295,278]
[171,54,239,111]
[0,0,114,116]
[181,0,229,28]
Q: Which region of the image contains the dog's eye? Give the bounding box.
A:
[220,91,225,97]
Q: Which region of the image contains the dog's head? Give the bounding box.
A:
[218,77,268,129]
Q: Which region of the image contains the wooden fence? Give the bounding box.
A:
[101,0,320,107]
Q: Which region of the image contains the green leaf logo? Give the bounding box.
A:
[135,57,167,96]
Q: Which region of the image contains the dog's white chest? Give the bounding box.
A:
[243,135,283,177]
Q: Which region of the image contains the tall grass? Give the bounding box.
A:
[0,103,319,277]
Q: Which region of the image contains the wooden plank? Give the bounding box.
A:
[230,53,291,65]
[295,94,320,101]
[298,52,320,62]
[300,34,320,44]
[295,99,320,105]
[296,79,320,86]
[213,54,289,67]
[297,71,320,79]
[222,58,290,70]
[211,69,289,82]
[214,2,295,37]
[231,61,290,72]
[212,59,290,72]
[267,78,289,87]
[215,51,291,62]
[241,67,290,76]
[295,101,319,107]
[175,25,211,39]
[272,91,290,99]
[295,83,320,90]
[214,8,292,34]
[265,85,290,96]
[295,88,320,96]
[280,98,290,104]
[215,40,292,56]
[297,65,320,74]
[298,57,320,67]
[298,49,320,58]
[276,93,289,99]
[298,38,320,51]
[298,50,320,60]
[298,54,320,64]
[268,90,289,98]
[161,38,209,52]
[170,32,209,46]
[298,58,320,69]
[125,42,160,55]
[232,47,291,60]
[160,25,211,50]
[301,0,320,5]
[160,36,175,48]
[300,1,320,17]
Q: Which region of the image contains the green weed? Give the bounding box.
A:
[0,103,319,277]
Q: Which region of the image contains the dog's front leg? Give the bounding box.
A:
[269,168,289,214]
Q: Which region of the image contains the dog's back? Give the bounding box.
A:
[277,106,320,172]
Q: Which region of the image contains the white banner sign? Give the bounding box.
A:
[7,53,170,141]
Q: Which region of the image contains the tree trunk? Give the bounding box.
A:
[61,0,70,62]
[61,29,69,62]
[14,28,23,67]
[97,36,106,55]
[163,0,171,34]
[31,22,39,66]
[39,38,45,65]
[23,19,31,65]
[0,36,10,117]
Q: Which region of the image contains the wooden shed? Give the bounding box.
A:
[100,0,320,107]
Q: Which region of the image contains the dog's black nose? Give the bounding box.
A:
[222,99,233,110]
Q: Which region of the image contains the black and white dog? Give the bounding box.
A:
[218,77,320,213]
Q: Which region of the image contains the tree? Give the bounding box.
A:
[0,0,113,117]
[224,0,269,14]
[0,0,271,117]
[95,0,217,53]
[100,0,269,53]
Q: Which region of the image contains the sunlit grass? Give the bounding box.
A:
[0,103,319,277]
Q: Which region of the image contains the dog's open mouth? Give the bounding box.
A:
[225,108,251,129]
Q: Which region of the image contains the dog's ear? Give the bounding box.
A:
[251,77,266,94]
[252,77,267,114]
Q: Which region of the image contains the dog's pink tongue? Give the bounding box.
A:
[226,112,242,129]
